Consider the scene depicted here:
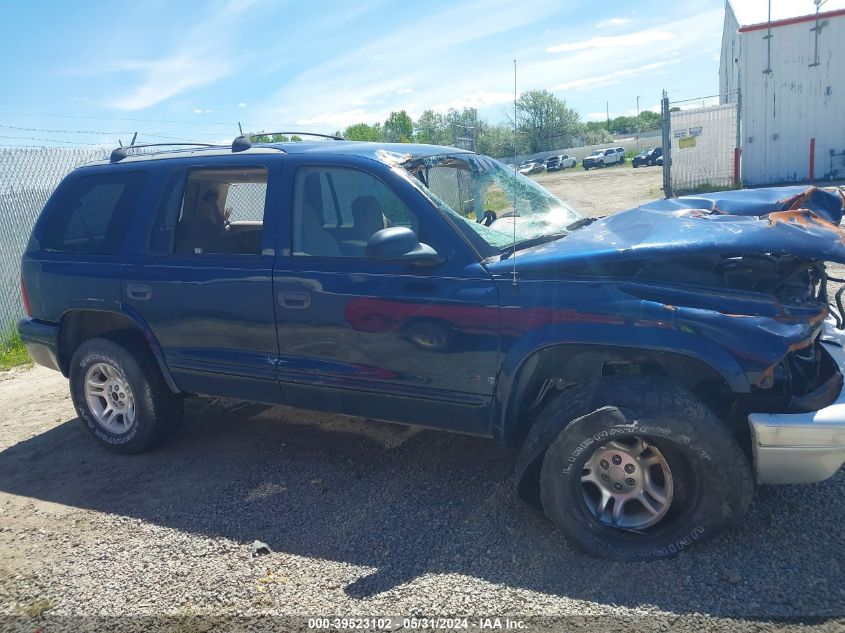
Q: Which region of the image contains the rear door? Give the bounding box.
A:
[272,154,500,435]
[122,156,283,403]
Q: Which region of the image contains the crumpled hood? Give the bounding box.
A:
[496,186,845,274]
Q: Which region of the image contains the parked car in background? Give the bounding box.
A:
[18,135,845,563]
[582,148,621,170]
[656,154,664,167]
[632,147,663,168]
[518,160,544,175]
[545,154,576,171]
[614,147,626,163]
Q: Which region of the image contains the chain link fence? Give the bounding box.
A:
[0,147,109,332]
[661,91,741,197]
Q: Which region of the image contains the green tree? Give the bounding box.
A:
[290,134,303,142]
[583,127,614,145]
[342,122,384,141]
[252,132,289,142]
[383,110,414,143]
[476,123,516,159]
[414,109,449,145]
[610,115,638,135]
[512,90,580,153]
[636,110,661,131]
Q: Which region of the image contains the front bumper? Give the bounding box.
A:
[748,316,845,484]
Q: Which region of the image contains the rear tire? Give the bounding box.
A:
[517,376,752,561]
[69,334,183,454]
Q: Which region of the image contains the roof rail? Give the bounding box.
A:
[110,142,217,163]
[232,131,345,153]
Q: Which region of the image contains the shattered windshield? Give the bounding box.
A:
[397,153,581,257]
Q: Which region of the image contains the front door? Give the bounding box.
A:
[123,158,283,403]
[273,156,499,435]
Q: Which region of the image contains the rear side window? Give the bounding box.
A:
[150,166,268,256]
[40,171,147,254]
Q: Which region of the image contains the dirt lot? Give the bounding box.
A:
[533,163,664,217]
[1,166,843,632]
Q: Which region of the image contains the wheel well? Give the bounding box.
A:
[58,310,143,374]
[58,310,180,393]
[502,345,744,447]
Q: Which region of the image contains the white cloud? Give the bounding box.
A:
[396,88,414,94]
[596,17,630,28]
[238,102,248,108]
[242,5,722,134]
[547,29,675,53]
[193,108,214,114]
[430,91,514,112]
[106,0,254,110]
[257,0,552,129]
[296,108,390,129]
[550,60,678,91]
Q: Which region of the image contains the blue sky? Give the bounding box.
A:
[0,0,821,146]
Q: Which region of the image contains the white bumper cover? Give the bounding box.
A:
[748,316,845,484]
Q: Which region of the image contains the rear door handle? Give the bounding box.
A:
[279,291,311,309]
[127,283,152,301]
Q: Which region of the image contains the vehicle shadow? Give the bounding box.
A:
[0,399,843,619]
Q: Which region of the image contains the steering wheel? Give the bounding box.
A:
[477,210,497,226]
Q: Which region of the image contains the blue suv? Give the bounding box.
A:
[18,135,845,560]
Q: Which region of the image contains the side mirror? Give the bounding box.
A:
[365,227,442,266]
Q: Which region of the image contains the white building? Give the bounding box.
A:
[720,0,845,185]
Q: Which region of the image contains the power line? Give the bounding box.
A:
[0,134,109,146]
[0,123,128,135]
[0,111,241,127]
[0,111,302,131]
[0,124,225,144]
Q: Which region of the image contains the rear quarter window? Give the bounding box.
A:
[39,171,147,254]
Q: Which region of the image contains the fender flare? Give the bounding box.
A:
[490,322,750,444]
[120,305,181,393]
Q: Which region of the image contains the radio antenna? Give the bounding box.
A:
[512,58,518,286]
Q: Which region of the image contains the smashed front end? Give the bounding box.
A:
[637,186,845,484]
[508,185,845,484]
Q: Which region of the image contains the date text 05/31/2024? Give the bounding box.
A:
[307,617,527,630]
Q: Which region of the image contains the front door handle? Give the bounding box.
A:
[127,283,152,301]
[279,291,311,309]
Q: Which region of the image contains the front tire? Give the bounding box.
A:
[519,376,752,561]
[70,334,183,454]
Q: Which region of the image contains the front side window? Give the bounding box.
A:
[292,166,419,257]
[397,153,581,257]
[41,171,147,254]
[151,167,267,255]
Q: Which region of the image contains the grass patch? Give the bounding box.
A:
[1,329,30,371]
[676,182,744,196]
[484,187,511,214]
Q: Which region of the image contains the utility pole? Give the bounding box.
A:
[606,101,610,131]
[636,96,641,117]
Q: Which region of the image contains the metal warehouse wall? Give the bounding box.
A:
[719,6,740,103]
[737,14,845,185]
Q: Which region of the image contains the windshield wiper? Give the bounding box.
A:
[566,217,597,231]
[500,232,568,259]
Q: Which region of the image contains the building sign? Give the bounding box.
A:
[689,126,703,137]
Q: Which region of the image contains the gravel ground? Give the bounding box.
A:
[1,168,844,632]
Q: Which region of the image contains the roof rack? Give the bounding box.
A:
[110,142,217,163]
[232,131,345,153]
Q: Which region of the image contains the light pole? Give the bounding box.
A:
[636,96,641,117]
